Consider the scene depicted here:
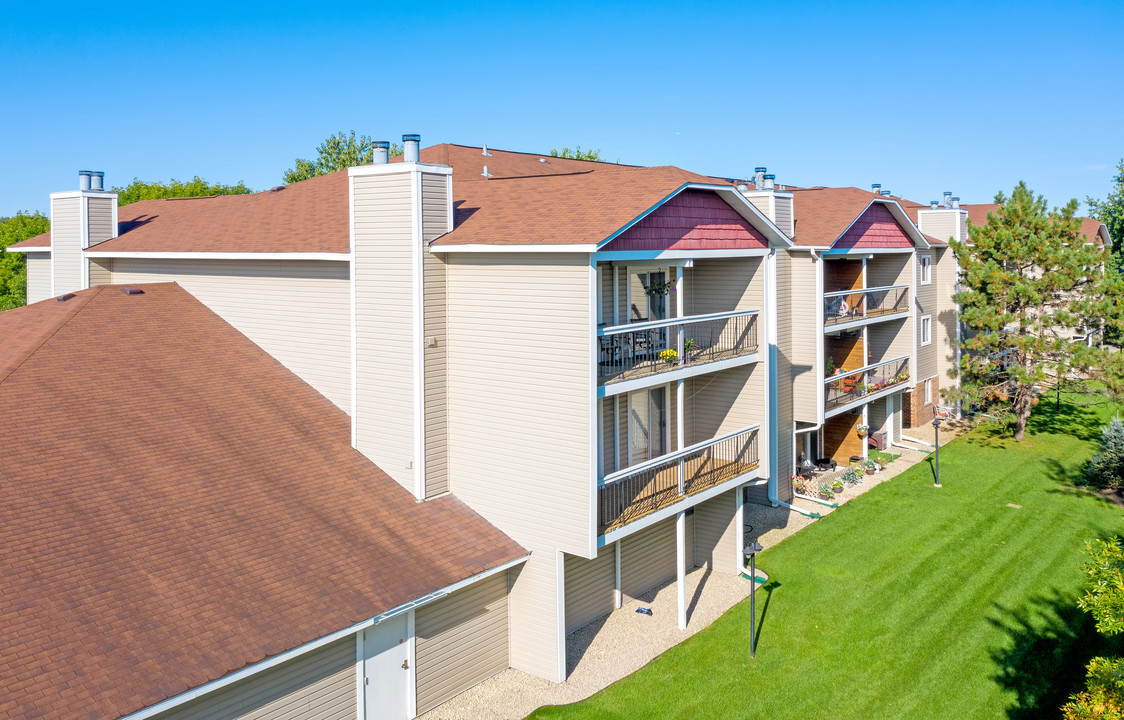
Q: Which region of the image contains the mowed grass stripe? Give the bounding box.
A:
[529,399,1123,720]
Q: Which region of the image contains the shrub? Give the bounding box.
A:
[1087,418,1124,490]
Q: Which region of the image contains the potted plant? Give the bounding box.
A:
[684,338,698,362]
[659,348,678,365]
[825,356,835,377]
[792,475,806,495]
[645,280,674,297]
[818,483,834,501]
[865,459,879,474]
[856,423,869,437]
[842,468,860,486]
[832,479,844,493]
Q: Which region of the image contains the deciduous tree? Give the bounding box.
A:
[284,131,402,183]
[1063,538,1124,719]
[950,181,1124,441]
[0,211,50,311]
[1087,158,1124,258]
[112,177,251,205]
[549,146,603,162]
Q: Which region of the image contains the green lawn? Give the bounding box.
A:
[529,400,1124,720]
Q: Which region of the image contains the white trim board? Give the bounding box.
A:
[84,251,351,261]
[4,245,50,253]
[115,554,528,720]
[430,243,598,253]
[348,162,453,177]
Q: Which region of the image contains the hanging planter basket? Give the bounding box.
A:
[856,424,869,437]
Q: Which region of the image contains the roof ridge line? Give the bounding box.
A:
[0,287,102,386]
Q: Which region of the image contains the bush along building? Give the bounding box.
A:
[3,138,1109,720]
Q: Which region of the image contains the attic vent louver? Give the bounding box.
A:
[122,286,144,296]
[56,293,76,302]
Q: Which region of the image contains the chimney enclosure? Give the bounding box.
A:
[403,134,421,162]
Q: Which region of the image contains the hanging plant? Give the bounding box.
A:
[645,280,674,297]
[856,424,869,437]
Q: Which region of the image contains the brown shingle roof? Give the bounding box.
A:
[0,283,524,720]
[8,232,50,249]
[70,145,740,253]
[789,186,918,247]
[962,203,1107,245]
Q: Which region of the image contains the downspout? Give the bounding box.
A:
[766,247,821,520]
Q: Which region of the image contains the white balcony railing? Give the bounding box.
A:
[597,309,759,385]
[598,424,760,534]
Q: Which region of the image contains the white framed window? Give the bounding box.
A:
[924,378,932,405]
[921,315,932,346]
[919,255,932,285]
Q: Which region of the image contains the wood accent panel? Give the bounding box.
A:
[823,412,862,464]
[824,259,862,293]
[825,335,863,374]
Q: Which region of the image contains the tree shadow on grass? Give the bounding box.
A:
[989,588,1124,719]
[1026,401,1103,443]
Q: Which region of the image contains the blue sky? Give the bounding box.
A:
[2,0,1121,217]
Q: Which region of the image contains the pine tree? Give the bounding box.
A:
[950,182,1124,441]
[1088,418,1124,490]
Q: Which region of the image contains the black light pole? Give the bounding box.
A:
[744,539,764,658]
[931,416,942,488]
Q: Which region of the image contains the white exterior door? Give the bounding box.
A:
[362,614,411,720]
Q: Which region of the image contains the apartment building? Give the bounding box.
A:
[772,186,933,466]
[4,140,793,720]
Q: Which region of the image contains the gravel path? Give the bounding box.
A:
[422,419,973,720]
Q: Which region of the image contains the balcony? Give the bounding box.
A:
[598,310,759,388]
[824,356,910,414]
[598,424,760,535]
[823,285,909,332]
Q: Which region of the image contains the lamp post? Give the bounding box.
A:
[744,539,764,658]
[931,415,942,488]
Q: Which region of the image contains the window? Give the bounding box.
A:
[924,378,932,405]
[919,255,932,285]
[921,315,932,346]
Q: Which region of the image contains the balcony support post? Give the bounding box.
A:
[677,379,685,495]
[676,509,687,630]
[614,540,622,609]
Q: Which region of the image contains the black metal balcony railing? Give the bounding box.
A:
[598,424,760,535]
[597,310,759,385]
[823,285,909,328]
[823,356,910,411]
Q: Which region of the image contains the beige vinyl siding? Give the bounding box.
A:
[918,211,957,245]
[422,174,450,497]
[354,172,416,490]
[933,247,960,391]
[446,253,591,682]
[415,573,508,714]
[506,552,564,681]
[959,211,969,244]
[50,196,81,295]
[775,250,795,501]
[869,397,889,438]
[914,252,939,382]
[684,257,762,316]
[868,318,911,366]
[787,251,818,423]
[24,252,52,304]
[598,264,614,325]
[865,253,910,289]
[620,516,692,600]
[149,636,355,720]
[744,194,770,218]
[693,490,738,574]
[774,195,794,238]
[87,195,114,247]
[564,547,616,632]
[616,266,627,324]
[103,258,351,411]
[88,258,112,286]
[445,253,592,554]
[685,364,763,444]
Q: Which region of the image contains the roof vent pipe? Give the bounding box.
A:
[943,191,952,208]
[880,190,891,196]
[764,174,776,190]
[482,144,492,157]
[402,134,421,163]
[871,183,881,194]
[90,171,104,191]
[930,200,939,209]
[951,196,960,209]
[372,141,390,165]
[79,171,92,191]
[754,167,766,190]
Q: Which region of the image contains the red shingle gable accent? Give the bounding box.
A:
[833,203,914,249]
[600,190,768,252]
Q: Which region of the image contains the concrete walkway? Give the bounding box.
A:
[421,418,973,720]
